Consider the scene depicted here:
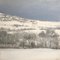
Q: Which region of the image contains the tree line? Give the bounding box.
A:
[0,29,60,49]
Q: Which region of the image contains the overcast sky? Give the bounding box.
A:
[0,0,60,21]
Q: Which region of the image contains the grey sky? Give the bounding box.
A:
[0,0,60,21]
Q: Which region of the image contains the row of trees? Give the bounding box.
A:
[0,29,60,49]
[39,29,59,49]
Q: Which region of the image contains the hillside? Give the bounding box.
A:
[0,13,60,49]
[0,13,60,34]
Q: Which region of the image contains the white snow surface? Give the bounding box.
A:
[0,49,60,60]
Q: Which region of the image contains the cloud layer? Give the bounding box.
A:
[0,0,60,21]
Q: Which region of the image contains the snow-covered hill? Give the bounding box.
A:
[0,13,60,49]
[0,13,60,34]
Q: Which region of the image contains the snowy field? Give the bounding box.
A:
[0,49,60,60]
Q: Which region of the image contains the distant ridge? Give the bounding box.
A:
[0,12,60,30]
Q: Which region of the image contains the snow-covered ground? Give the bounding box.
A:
[0,49,60,60]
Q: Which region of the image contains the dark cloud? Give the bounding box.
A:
[0,0,60,21]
